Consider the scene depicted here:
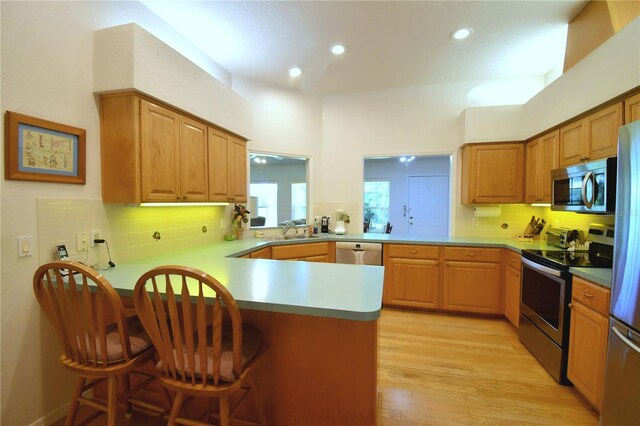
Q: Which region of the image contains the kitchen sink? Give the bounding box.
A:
[259,234,319,242]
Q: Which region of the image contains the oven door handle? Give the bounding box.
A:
[521,256,562,278]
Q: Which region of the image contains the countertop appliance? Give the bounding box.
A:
[601,121,640,425]
[551,157,616,214]
[545,226,580,249]
[519,225,614,385]
[336,242,382,266]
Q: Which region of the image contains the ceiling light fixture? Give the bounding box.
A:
[331,44,347,55]
[451,28,473,40]
[288,67,303,78]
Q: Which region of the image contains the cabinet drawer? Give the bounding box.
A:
[503,249,522,270]
[443,247,501,263]
[386,244,439,260]
[272,242,329,260]
[572,277,610,317]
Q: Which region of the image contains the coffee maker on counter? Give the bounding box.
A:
[321,216,330,233]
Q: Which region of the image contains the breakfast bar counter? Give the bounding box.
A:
[101,240,383,426]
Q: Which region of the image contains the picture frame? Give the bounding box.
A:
[4,111,86,184]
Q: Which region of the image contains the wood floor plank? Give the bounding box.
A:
[379,308,598,426]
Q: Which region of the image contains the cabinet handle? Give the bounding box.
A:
[581,292,594,298]
[467,253,477,257]
[515,272,520,277]
[409,249,418,254]
[568,302,573,309]
[434,261,439,266]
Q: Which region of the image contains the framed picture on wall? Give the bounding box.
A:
[4,111,86,184]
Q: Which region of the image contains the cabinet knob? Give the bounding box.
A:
[568,302,573,309]
[515,272,520,277]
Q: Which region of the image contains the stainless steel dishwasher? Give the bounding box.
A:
[335,242,382,265]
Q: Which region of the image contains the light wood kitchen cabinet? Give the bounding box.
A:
[503,250,522,327]
[442,247,502,314]
[625,92,640,123]
[559,103,623,167]
[461,142,525,204]
[100,92,245,204]
[383,244,441,309]
[249,247,272,259]
[208,127,247,203]
[525,130,559,203]
[271,242,335,263]
[568,276,610,411]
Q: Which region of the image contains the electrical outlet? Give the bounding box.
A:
[76,231,88,251]
[220,219,225,230]
[472,218,479,227]
[90,230,101,247]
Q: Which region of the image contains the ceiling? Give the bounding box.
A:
[142,0,587,95]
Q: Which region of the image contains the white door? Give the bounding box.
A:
[408,176,449,238]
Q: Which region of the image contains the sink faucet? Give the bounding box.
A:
[281,220,296,237]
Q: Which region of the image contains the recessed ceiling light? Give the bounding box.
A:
[451,28,473,40]
[331,44,347,55]
[288,67,303,78]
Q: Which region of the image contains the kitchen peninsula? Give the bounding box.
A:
[101,238,383,425]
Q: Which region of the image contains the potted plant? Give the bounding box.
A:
[232,204,250,239]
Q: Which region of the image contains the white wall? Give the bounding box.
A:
[0,2,236,425]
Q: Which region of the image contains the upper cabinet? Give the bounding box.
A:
[625,92,640,123]
[461,142,525,204]
[100,92,247,204]
[559,102,623,167]
[525,130,559,204]
[208,128,247,203]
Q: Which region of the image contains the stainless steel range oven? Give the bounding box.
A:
[519,224,614,385]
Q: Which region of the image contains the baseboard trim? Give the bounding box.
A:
[27,402,68,426]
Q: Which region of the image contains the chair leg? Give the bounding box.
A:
[247,375,267,426]
[107,376,118,426]
[168,392,185,426]
[219,395,230,426]
[64,377,86,426]
[122,373,133,418]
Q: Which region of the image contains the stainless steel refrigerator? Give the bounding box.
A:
[601,121,640,425]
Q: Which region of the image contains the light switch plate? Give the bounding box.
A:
[17,236,32,257]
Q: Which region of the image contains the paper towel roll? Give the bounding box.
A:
[474,205,501,218]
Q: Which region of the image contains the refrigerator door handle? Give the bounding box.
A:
[612,326,640,355]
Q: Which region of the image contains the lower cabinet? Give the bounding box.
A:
[567,277,610,411]
[503,250,522,327]
[442,247,502,314]
[271,242,335,263]
[383,244,441,308]
[249,247,271,259]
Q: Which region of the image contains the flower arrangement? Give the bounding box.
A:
[232,204,250,228]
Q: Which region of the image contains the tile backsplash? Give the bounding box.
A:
[37,198,227,268]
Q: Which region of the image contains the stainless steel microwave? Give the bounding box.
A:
[551,157,617,214]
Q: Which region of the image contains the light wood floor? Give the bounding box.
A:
[378,308,598,425]
[54,308,598,425]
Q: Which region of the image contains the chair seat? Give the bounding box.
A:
[157,325,262,382]
[77,316,152,363]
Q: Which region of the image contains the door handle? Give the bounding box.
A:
[612,326,640,355]
[581,172,595,208]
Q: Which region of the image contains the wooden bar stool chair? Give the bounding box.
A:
[33,261,171,426]
[133,265,268,426]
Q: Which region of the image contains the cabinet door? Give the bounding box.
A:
[207,128,230,202]
[540,130,559,202]
[179,117,208,201]
[567,301,609,410]
[249,247,272,259]
[141,100,181,201]
[625,92,640,123]
[386,258,440,309]
[559,120,585,167]
[525,138,542,203]
[586,103,623,161]
[504,265,521,327]
[443,261,501,314]
[228,137,248,203]
[464,143,525,204]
